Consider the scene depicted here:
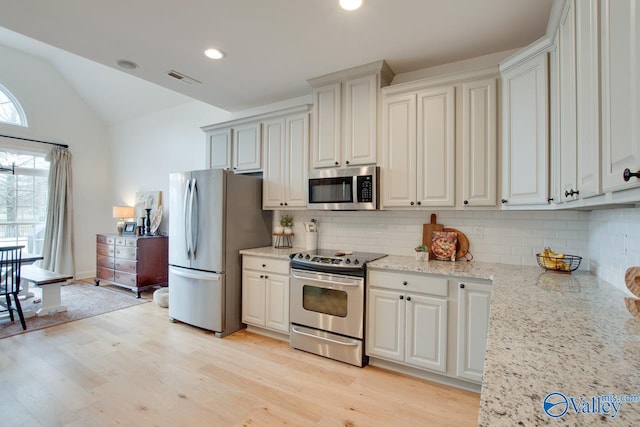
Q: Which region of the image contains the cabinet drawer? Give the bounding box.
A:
[97,255,115,269]
[114,259,137,274]
[126,238,138,247]
[243,256,290,275]
[97,267,115,281]
[115,247,137,260]
[97,243,115,257]
[97,235,116,245]
[368,270,448,297]
[115,237,127,246]
[114,271,138,286]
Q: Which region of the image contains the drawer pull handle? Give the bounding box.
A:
[460,283,465,289]
[402,281,407,286]
[623,168,640,181]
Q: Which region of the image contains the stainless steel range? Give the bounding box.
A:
[289,249,386,367]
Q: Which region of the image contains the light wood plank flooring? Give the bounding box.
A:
[0,300,479,426]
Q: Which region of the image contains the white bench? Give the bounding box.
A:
[21,266,73,316]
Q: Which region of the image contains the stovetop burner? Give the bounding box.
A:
[290,249,386,276]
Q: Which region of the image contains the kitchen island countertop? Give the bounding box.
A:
[368,255,640,426]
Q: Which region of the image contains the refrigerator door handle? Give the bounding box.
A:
[183,179,192,258]
[191,178,199,257]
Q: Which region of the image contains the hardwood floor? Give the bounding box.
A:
[0,301,480,426]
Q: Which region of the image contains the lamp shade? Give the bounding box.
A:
[112,206,135,219]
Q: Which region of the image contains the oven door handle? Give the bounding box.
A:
[291,326,360,346]
[291,273,361,287]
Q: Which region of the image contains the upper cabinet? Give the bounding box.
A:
[206,128,233,170]
[308,61,394,169]
[600,0,640,192]
[500,44,550,207]
[381,69,498,209]
[203,119,263,173]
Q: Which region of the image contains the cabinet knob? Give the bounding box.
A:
[410,201,415,206]
[262,264,266,268]
[548,197,554,202]
[260,275,264,279]
[406,296,412,301]
[623,168,640,181]
[399,295,404,300]
[460,283,465,289]
[233,167,237,170]
[335,161,339,166]
[463,200,469,205]
[280,202,284,206]
[416,201,421,206]
[265,275,268,279]
[564,189,579,197]
[501,199,508,204]
[284,202,288,206]
[345,160,350,165]
[402,281,407,286]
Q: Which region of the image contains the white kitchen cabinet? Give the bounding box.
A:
[309,61,393,169]
[456,280,491,383]
[501,50,550,206]
[206,128,233,170]
[242,256,290,334]
[460,78,498,207]
[262,108,309,209]
[601,0,640,192]
[382,87,455,208]
[233,122,262,173]
[367,271,448,373]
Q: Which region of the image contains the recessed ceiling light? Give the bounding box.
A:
[116,59,138,70]
[339,0,363,11]
[204,48,224,60]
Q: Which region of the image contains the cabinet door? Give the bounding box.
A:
[381,93,417,207]
[416,86,456,207]
[366,288,405,362]
[461,79,497,207]
[285,112,309,208]
[207,128,232,170]
[265,274,290,333]
[558,0,578,201]
[601,0,640,192]
[501,53,549,205]
[312,82,342,168]
[344,74,377,166]
[262,117,286,209]
[456,281,491,383]
[405,294,448,372]
[233,122,262,172]
[576,0,600,198]
[242,270,266,327]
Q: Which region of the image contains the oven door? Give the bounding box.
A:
[290,269,364,339]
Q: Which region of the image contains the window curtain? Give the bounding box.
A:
[39,147,74,275]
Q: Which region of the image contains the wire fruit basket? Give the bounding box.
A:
[536,253,582,273]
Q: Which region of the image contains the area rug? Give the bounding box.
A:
[0,281,150,339]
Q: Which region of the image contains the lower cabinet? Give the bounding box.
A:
[241,255,290,334]
[367,269,491,386]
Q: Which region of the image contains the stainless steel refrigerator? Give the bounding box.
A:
[168,169,272,337]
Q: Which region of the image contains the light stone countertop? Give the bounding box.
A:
[368,255,640,426]
[239,246,303,259]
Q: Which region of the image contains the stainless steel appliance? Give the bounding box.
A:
[307,166,379,210]
[289,249,386,366]
[168,169,272,337]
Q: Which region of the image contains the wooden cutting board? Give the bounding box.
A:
[625,267,640,298]
[422,214,443,258]
[443,227,470,260]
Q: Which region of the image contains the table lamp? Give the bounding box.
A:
[113,206,135,235]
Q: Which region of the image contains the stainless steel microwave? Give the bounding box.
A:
[307,166,379,210]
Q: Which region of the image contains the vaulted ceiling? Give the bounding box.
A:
[0,0,553,124]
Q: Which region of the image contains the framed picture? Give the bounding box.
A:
[122,221,137,235]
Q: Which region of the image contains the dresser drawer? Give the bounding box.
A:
[114,259,137,274]
[97,267,115,281]
[97,243,115,257]
[126,238,138,247]
[97,255,115,269]
[368,270,449,297]
[97,235,116,245]
[115,246,137,260]
[114,271,138,286]
[115,237,127,246]
[243,256,290,275]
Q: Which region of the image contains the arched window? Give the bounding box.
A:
[0,84,28,127]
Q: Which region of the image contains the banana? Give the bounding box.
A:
[546,247,565,259]
[540,247,570,271]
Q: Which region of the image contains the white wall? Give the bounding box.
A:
[108,101,232,234]
[275,209,591,269]
[0,43,111,279]
[589,207,640,295]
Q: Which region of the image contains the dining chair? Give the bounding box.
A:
[0,245,26,330]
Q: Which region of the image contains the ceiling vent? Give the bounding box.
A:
[167,70,201,85]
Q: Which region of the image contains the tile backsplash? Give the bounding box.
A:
[275,209,591,269]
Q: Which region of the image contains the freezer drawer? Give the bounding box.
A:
[168,266,224,333]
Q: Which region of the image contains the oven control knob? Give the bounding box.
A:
[298,254,304,258]
[305,254,311,259]
[345,258,351,264]
[354,259,360,265]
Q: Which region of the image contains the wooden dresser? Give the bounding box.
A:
[95,233,168,297]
